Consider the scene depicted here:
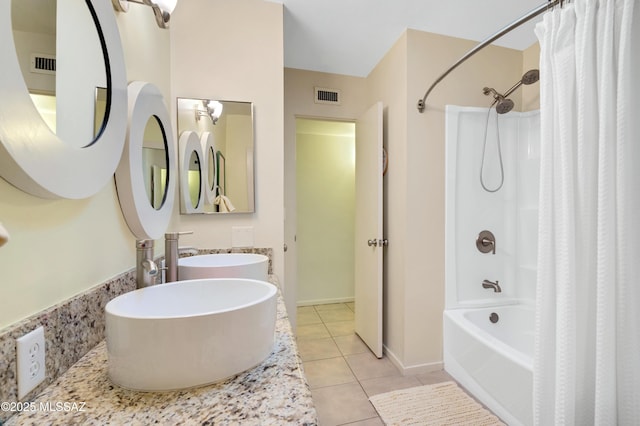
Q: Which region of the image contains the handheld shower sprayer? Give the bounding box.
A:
[479,69,540,193]
[503,69,540,99]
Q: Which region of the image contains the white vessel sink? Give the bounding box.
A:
[178,253,269,281]
[105,278,277,391]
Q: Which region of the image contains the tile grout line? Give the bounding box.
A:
[299,303,498,425]
[314,303,384,425]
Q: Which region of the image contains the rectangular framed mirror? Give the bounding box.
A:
[176,98,255,214]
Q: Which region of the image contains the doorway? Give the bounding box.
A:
[295,118,356,306]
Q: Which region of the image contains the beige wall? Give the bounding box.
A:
[0,0,283,330]
[522,42,541,111]
[0,6,170,330]
[285,29,529,372]
[400,30,523,370]
[170,0,285,300]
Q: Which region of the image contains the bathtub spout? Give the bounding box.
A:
[482,279,501,293]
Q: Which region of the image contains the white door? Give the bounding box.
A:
[354,102,384,358]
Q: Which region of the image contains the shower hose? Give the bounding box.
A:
[480,107,504,193]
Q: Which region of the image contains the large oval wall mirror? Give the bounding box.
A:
[115,82,176,240]
[142,116,169,210]
[11,0,107,145]
[0,0,127,199]
[177,98,255,214]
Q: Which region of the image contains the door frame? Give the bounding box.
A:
[290,116,358,309]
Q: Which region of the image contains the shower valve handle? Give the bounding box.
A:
[476,230,496,254]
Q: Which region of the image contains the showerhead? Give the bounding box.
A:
[483,87,514,114]
[503,69,540,98]
[521,69,540,85]
[482,69,539,114]
[495,98,515,114]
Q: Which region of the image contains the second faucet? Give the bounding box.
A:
[165,231,195,282]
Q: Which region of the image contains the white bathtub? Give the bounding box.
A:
[443,304,533,426]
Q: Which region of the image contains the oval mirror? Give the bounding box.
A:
[200,131,217,213]
[115,82,176,240]
[188,151,202,209]
[179,131,204,214]
[142,116,169,210]
[0,0,127,199]
[12,0,107,146]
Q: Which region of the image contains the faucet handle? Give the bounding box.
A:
[476,230,496,254]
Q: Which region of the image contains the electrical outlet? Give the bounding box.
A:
[17,326,46,399]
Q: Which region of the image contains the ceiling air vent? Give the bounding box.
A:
[30,53,56,75]
[314,87,341,105]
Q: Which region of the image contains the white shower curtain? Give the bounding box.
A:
[534,0,640,425]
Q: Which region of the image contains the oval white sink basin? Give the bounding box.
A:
[178,253,269,281]
[105,278,277,391]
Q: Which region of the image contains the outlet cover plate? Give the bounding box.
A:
[232,226,254,248]
[17,326,46,399]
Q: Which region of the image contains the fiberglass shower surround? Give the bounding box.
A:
[444,106,540,426]
[416,0,639,424]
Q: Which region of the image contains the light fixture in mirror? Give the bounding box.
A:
[177,98,255,214]
[115,82,176,240]
[111,0,178,29]
[196,100,223,125]
[0,0,127,199]
[179,131,204,214]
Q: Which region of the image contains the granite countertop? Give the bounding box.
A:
[5,293,317,426]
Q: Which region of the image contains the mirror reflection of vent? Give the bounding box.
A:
[314,87,341,105]
[31,53,56,75]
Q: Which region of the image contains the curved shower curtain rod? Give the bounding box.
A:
[416,0,562,113]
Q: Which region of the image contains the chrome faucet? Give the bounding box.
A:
[164,231,194,283]
[482,279,501,293]
[136,240,158,288]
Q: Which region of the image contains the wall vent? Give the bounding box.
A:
[30,53,56,75]
[314,87,341,105]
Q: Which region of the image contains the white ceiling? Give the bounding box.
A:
[272,0,545,77]
[13,1,545,78]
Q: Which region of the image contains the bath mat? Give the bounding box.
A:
[369,381,505,426]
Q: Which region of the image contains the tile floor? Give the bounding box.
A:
[296,303,454,425]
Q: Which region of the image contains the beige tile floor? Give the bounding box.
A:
[296,303,454,426]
